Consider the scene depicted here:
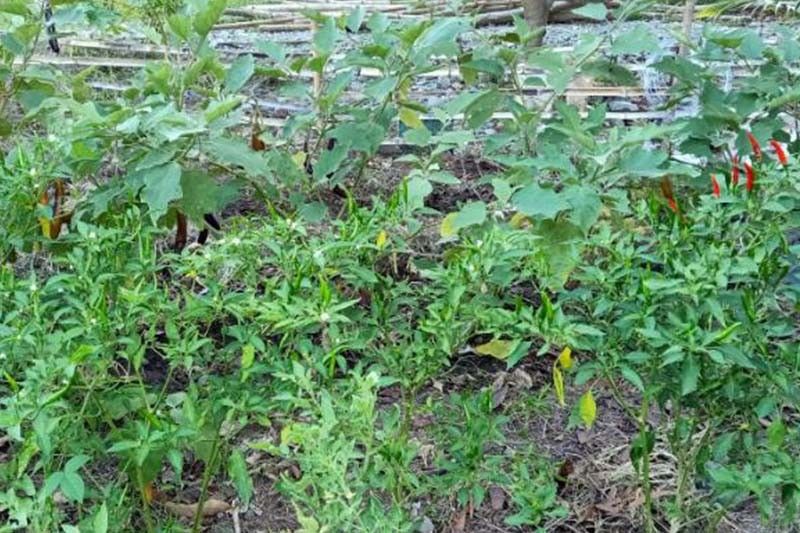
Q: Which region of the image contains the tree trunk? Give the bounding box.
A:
[523,0,554,47]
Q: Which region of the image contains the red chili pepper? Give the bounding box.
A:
[711,174,721,198]
[667,198,678,213]
[745,161,755,192]
[660,177,679,213]
[747,131,762,160]
[770,139,788,166]
[731,154,739,186]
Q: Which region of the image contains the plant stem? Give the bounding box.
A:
[137,468,155,533]
[192,432,221,533]
[640,394,655,533]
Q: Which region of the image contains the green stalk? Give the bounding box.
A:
[137,467,155,533]
[192,433,221,533]
[640,395,655,533]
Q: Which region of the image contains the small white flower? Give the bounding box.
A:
[231,237,241,246]
[29,282,37,292]
[88,232,97,240]
[0,352,6,360]
[319,312,330,323]
[47,134,56,143]
[90,318,97,325]
[30,167,37,176]
[476,240,483,247]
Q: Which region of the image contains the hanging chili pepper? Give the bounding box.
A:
[711,174,721,198]
[769,140,788,166]
[660,176,679,213]
[744,161,755,192]
[667,198,678,212]
[746,131,762,160]
[731,154,740,186]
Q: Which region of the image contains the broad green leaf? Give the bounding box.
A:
[512,184,569,219]
[346,6,366,33]
[579,390,597,428]
[205,137,269,177]
[257,40,287,64]
[413,18,469,59]
[167,14,191,40]
[563,186,601,234]
[427,171,460,185]
[536,219,584,289]
[313,142,349,182]
[225,54,255,93]
[313,17,338,56]
[181,170,239,220]
[454,201,487,229]
[136,147,177,171]
[137,162,183,222]
[60,472,85,503]
[64,455,90,474]
[572,3,608,21]
[298,202,328,222]
[180,170,238,222]
[405,177,432,210]
[610,24,661,54]
[464,89,503,129]
[0,1,29,16]
[1,33,25,55]
[329,122,386,154]
[620,147,669,176]
[366,11,390,33]
[364,76,398,101]
[194,0,226,38]
[620,365,644,392]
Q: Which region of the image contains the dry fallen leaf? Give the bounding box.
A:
[556,459,575,493]
[450,507,467,533]
[418,516,435,533]
[491,373,509,410]
[488,485,506,511]
[511,368,533,389]
[164,498,231,519]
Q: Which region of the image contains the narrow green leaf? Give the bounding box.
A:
[93,503,108,533]
[228,450,254,506]
[681,356,699,396]
[579,390,597,428]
